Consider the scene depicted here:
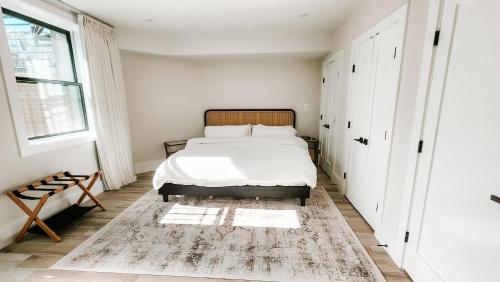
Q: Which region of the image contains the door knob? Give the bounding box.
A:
[323,124,330,129]
[354,137,369,145]
[491,195,500,204]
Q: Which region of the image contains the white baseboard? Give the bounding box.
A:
[0,182,104,249]
[134,159,163,174]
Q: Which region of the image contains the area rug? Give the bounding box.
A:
[51,187,385,282]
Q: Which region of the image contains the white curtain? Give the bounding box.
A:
[79,15,136,190]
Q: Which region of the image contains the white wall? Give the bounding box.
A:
[327,0,431,265]
[121,52,204,168]
[0,77,103,248]
[0,0,104,248]
[200,56,321,136]
[121,51,322,171]
[118,30,333,57]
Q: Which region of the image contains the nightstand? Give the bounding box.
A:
[300,136,319,166]
[163,140,187,158]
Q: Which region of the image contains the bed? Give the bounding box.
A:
[153,109,317,206]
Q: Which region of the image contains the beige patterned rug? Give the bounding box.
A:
[52,187,384,282]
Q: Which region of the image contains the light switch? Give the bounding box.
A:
[304,104,310,111]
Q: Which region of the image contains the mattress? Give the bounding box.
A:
[153,136,317,189]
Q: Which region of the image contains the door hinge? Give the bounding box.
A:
[417,140,424,153]
[320,114,323,120]
[405,231,410,243]
[375,202,379,212]
[347,121,351,129]
[394,47,397,58]
[352,64,356,73]
[322,77,325,83]
[433,30,440,46]
[343,172,347,179]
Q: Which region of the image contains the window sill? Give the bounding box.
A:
[19,131,96,157]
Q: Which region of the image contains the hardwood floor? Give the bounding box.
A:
[318,170,411,282]
[0,169,411,282]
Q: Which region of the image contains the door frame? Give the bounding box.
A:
[373,0,445,268]
[319,50,343,181]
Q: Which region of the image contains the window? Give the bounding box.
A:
[2,8,87,140]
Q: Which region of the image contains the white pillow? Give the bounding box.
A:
[204,124,251,138]
[251,124,297,137]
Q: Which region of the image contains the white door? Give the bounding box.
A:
[320,59,340,176]
[319,68,330,173]
[362,23,404,227]
[404,0,500,281]
[347,14,406,228]
[346,37,376,210]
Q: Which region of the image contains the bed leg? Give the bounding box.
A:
[162,193,169,202]
[300,198,306,206]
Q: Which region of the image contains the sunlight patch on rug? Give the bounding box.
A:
[232,208,300,229]
[160,204,221,225]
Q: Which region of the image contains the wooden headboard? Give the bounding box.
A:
[204,109,296,127]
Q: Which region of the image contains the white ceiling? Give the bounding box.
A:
[58,0,360,56]
[61,0,359,36]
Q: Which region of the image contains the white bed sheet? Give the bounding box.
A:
[153,136,317,189]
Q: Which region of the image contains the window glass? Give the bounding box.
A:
[3,12,75,81]
[16,82,86,139]
[2,9,87,140]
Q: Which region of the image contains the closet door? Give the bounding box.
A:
[346,7,406,228]
[319,68,328,167]
[346,37,375,209]
[319,65,332,175]
[362,23,404,227]
[320,59,340,176]
[404,0,500,281]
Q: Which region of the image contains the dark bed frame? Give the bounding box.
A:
[157,109,311,206]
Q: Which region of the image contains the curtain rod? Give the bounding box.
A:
[40,0,114,28]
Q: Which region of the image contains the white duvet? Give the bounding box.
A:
[153,136,317,189]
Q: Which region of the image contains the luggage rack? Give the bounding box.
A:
[6,171,105,243]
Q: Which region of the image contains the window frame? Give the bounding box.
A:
[2,8,89,141]
[0,1,95,157]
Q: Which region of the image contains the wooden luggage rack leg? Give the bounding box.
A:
[6,192,61,243]
[6,171,105,243]
[74,171,106,211]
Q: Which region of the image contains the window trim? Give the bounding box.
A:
[2,8,90,141]
[0,1,95,157]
